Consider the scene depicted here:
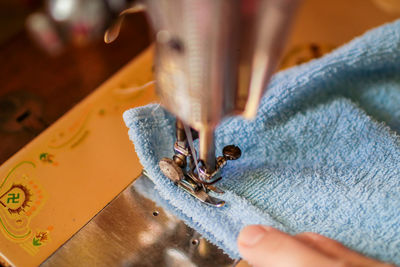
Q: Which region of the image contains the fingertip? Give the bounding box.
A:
[238,227,336,267]
[238,225,272,248]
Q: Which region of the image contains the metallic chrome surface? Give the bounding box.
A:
[178,180,226,208]
[242,0,301,118]
[159,122,242,207]
[183,122,201,175]
[222,145,242,161]
[159,157,184,183]
[143,0,300,173]
[199,127,216,174]
[159,157,226,207]
[41,173,233,267]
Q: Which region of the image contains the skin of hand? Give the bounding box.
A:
[237,225,396,267]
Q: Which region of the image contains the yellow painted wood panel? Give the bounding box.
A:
[0,47,157,267]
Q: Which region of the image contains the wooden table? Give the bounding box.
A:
[0,14,151,164]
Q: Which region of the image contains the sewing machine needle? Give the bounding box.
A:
[183,123,200,176]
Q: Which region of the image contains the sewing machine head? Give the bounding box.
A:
[106,0,301,206]
[141,0,300,206]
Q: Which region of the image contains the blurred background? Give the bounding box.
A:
[0,0,151,164]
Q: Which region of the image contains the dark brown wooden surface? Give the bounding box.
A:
[0,14,151,164]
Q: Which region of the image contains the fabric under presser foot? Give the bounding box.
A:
[124,20,400,264]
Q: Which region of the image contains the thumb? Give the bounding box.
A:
[237,225,335,267]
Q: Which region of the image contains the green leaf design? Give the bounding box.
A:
[32,237,41,246]
[39,153,53,163]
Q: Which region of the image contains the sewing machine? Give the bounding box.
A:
[106,0,301,207]
[0,0,397,266]
[144,0,300,207]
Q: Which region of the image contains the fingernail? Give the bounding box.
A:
[238,225,271,247]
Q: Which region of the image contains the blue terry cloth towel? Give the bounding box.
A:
[124,20,400,264]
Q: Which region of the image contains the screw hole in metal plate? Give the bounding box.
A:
[190,239,199,246]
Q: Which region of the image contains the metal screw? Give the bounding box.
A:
[159,158,184,183]
[222,145,242,160]
[168,37,184,53]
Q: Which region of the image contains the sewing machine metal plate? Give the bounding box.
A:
[0,1,398,266]
[41,173,235,267]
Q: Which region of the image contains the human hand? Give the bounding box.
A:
[237,225,395,267]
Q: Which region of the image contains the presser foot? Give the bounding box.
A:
[159,158,225,207]
[158,145,241,208]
